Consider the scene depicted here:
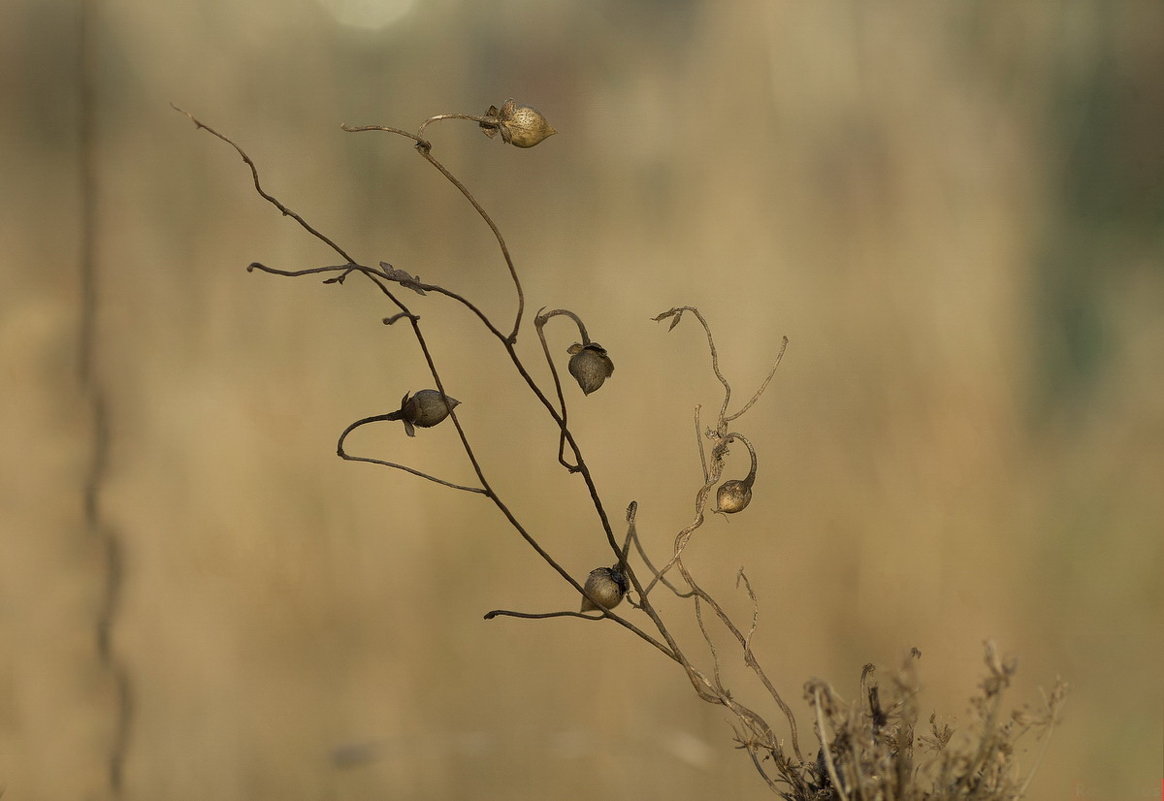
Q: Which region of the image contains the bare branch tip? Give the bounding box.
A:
[170,102,196,124]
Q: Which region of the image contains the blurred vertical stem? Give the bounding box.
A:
[78,0,131,792]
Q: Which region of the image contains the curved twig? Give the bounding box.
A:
[656,307,789,427]
[534,308,592,471]
[174,106,355,264]
[416,112,499,140]
[694,597,725,691]
[484,609,612,622]
[336,414,487,494]
[725,336,789,424]
[341,122,426,146]
[654,306,732,422]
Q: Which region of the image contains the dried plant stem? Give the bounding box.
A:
[742,745,784,795]
[694,405,709,480]
[483,609,613,622]
[536,308,592,344]
[534,308,593,471]
[173,105,355,264]
[676,547,804,762]
[335,414,487,494]
[726,336,788,424]
[641,462,719,594]
[812,685,850,801]
[1015,700,1060,798]
[649,306,804,762]
[416,112,498,139]
[694,597,725,690]
[654,306,789,429]
[736,570,760,656]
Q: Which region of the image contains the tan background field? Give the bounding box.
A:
[2,1,1161,799]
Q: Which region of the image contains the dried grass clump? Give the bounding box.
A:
[800,643,1067,801]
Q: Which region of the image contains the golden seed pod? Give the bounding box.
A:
[483,99,557,148]
[580,565,629,612]
[567,342,614,395]
[388,389,460,437]
[715,479,753,514]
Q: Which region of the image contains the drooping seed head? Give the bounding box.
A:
[715,478,753,514]
[567,342,614,395]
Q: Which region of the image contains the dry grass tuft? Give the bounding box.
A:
[796,643,1067,801]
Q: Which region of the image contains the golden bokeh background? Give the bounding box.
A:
[2,1,1161,799]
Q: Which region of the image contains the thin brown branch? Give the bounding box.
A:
[681,561,804,763]
[537,308,592,344]
[736,569,760,653]
[656,307,788,427]
[725,335,789,424]
[173,106,356,264]
[694,597,725,691]
[694,405,709,482]
[336,414,487,494]
[742,742,784,795]
[482,611,678,661]
[416,146,524,341]
[654,306,732,421]
[340,122,426,146]
[484,609,605,622]
[416,112,498,139]
[249,260,360,280]
[642,467,718,595]
[534,308,582,471]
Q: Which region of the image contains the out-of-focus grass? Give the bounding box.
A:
[1,1,1160,799]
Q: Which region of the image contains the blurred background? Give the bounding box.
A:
[2,1,1161,799]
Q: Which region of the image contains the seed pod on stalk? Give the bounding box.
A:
[385,389,460,437]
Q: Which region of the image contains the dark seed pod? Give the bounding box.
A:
[580,565,629,612]
[482,99,557,148]
[386,389,460,437]
[715,478,753,514]
[567,342,614,395]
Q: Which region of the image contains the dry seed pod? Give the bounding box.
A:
[580,565,629,612]
[482,99,557,148]
[385,389,460,437]
[715,434,758,514]
[567,342,614,395]
[715,478,753,514]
